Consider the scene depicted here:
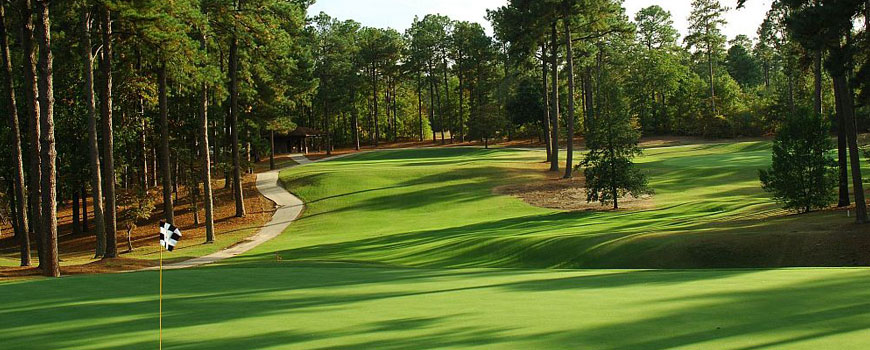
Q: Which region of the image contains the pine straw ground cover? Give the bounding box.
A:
[0,166,283,276]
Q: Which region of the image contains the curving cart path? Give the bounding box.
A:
[158,153,320,270]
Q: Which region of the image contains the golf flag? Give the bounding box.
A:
[159,222,182,251]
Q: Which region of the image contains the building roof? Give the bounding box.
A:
[287,126,326,137]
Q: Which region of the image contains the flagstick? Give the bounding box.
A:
[159,246,163,350]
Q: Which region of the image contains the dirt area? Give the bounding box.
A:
[494,161,654,212]
[0,171,276,277]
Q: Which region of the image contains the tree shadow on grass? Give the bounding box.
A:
[3,265,867,349]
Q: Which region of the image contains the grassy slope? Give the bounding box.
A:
[3,142,870,349]
[240,143,869,268]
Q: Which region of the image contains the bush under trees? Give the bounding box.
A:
[759,111,837,213]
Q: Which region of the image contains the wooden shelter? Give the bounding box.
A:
[273,126,327,154]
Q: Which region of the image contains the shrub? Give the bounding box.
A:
[759,111,837,213]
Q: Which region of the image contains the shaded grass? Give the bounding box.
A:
[1,264,869,349]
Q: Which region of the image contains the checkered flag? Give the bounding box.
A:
[159,222,182,251]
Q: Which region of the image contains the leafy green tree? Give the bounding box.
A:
[630,5,685,134]
[759,110,837,213]
[506,76,544,129]
[784,0,867,223]
[726,35,763,88]
[685,0,729,116]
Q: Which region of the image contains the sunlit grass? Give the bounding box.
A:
[237,142,868,268]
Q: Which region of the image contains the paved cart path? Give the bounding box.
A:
[158,153,324,270]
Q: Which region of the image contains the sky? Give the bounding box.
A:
[308,0,772,42]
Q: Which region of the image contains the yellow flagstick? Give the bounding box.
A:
[159,246,163,350]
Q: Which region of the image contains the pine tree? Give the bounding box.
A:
[759,110,837,213]
[581,82,651,209]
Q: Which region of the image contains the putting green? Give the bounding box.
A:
[2,143,869,349]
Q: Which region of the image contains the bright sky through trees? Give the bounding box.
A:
[308,0,771,41]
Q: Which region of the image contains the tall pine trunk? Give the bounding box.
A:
[229,34,245,217]
[81,186,87,232]
[20,0,42,266]
[353,86,361,150]
[836,110,850,207]
[372,65,379,147]
[563,12,575,179]
[100,7,117,258]
[442,50,451,142]
[458,56,465,142]
[1,3,30,266]
[200,78,215,243]
[81,10,106,257]
[417,74,423,142]
[549,21,560,172]
[707,44,716,115]
[542,47,552,163]
[35,0,58,277]
[428,68,436,142]
[158,62,174,224]
[72,190,80,235]
[584,66,595,133]
[832,74,867,223]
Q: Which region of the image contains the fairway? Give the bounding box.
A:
[2,144,870,349]
[244,143,869,269]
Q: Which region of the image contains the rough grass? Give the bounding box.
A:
[2,141,870,349]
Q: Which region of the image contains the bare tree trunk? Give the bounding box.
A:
[584,66,594,134]
[836,108,850,207]
[158,62,174,224]
[563,11,575,179]
[542,48,552,163]
[373,65,380,147]
[832,75,867,223]
[393,79,398,142]
[549,21,560,172]
[81,186,87,232]
[353,91,361,150]
[99,6,117,258]
[200,79,215,242]
[458,56,465,143]
[708,47,717,115]
[20,0,42,267]
[269,130,275,170]
[1,3,30,266]
[72,190,80,236]
[428,68,436,142]
[141,114,148,186]
[229,34,245,217]
[417,74,423,142]
[442,50,451,143]
[35,0,58,277]
[435,68,444,144]
[814,51,822,115]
